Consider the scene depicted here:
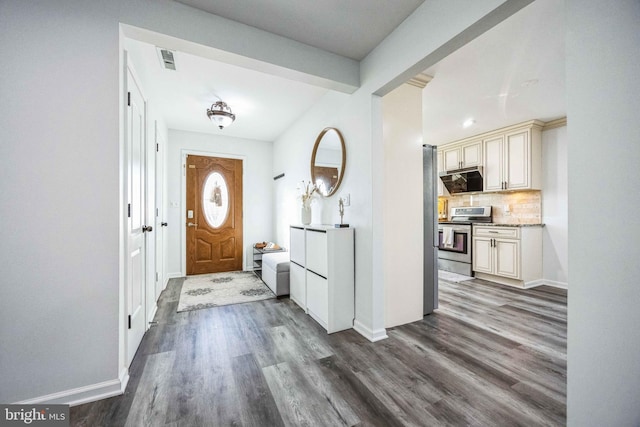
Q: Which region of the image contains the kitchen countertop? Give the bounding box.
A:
[474,223,545,228]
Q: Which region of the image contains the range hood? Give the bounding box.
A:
[439,166,484,194]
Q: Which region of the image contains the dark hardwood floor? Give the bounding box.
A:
[71,276,566,426]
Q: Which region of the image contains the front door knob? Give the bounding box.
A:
[142,225,153,233]
[187,222,198,227]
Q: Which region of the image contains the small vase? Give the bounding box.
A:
[301,205,311,225]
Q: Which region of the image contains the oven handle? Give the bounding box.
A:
[438,228,470,233]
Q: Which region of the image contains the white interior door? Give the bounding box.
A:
[126,65,147,367]
[155,128,166,299]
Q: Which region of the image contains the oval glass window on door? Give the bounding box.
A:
[202,172,229,228]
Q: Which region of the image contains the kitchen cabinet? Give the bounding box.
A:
[483,122,543,192]
[289,225,354,333]
[442,139,482,171]
[472,225,543,288]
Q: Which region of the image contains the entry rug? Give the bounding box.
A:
[438,270,474,283]
[177,271,275,312]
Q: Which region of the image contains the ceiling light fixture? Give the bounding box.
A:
[206,101,236,129]
[463,118,476,128]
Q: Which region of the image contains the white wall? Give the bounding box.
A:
[273,91,352,246]
[165,130,274,276]
[566,1,640,425]
[542,125,568,287]
[0,1,121,403]
[382,84,424,328]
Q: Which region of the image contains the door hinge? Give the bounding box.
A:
[156,143,159,152]
[127,203,131,218]
[156,272,159,282]
[156,207,159,217]
[128,315,132,329]
[127,91,131,106]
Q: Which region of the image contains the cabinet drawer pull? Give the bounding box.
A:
[307,269,327,280]
[307,229,327,234]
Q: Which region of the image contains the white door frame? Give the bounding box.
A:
[155,124,167,297]
[180,149,248,275]
[145,117,157,325]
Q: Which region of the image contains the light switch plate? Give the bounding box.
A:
[343,193,351,206]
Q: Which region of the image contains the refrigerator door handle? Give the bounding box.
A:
[431,146,439,247]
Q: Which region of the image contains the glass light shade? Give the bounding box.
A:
[206,101,236,129]
[209,113,234,128]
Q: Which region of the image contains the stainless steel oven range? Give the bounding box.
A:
[438,206,492,276]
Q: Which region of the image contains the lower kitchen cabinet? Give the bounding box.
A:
[472,225,543,288]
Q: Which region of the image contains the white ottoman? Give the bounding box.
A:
[262,251,290,296]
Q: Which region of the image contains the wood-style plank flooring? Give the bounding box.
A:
[71,276,566,426]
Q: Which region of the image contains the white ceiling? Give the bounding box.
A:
[175,0,425,61]
[422,0,566,145]
[126,0,565,145]
[125,38,330,141]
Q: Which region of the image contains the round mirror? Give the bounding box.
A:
[310,127,346,197]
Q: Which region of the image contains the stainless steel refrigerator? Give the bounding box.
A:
[423,144,439,315]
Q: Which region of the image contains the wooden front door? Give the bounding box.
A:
[186,155,243,275]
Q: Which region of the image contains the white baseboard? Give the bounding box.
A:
[353,320,388,342]
[16,367,129,407]
[540,279,568,289]
[148,303,158,325]
[523,279,544,289]
[474,273,568,290]
[523,279,568,289]
[166,272,183,280]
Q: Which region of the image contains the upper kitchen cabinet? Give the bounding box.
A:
[483,121,543,192]
[442,139,482,171]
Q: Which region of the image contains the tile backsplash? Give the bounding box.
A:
[444,190,541,224]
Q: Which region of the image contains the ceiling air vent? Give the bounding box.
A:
[156,47,176,71]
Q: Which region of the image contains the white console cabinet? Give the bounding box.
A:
[289,225,354,333]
